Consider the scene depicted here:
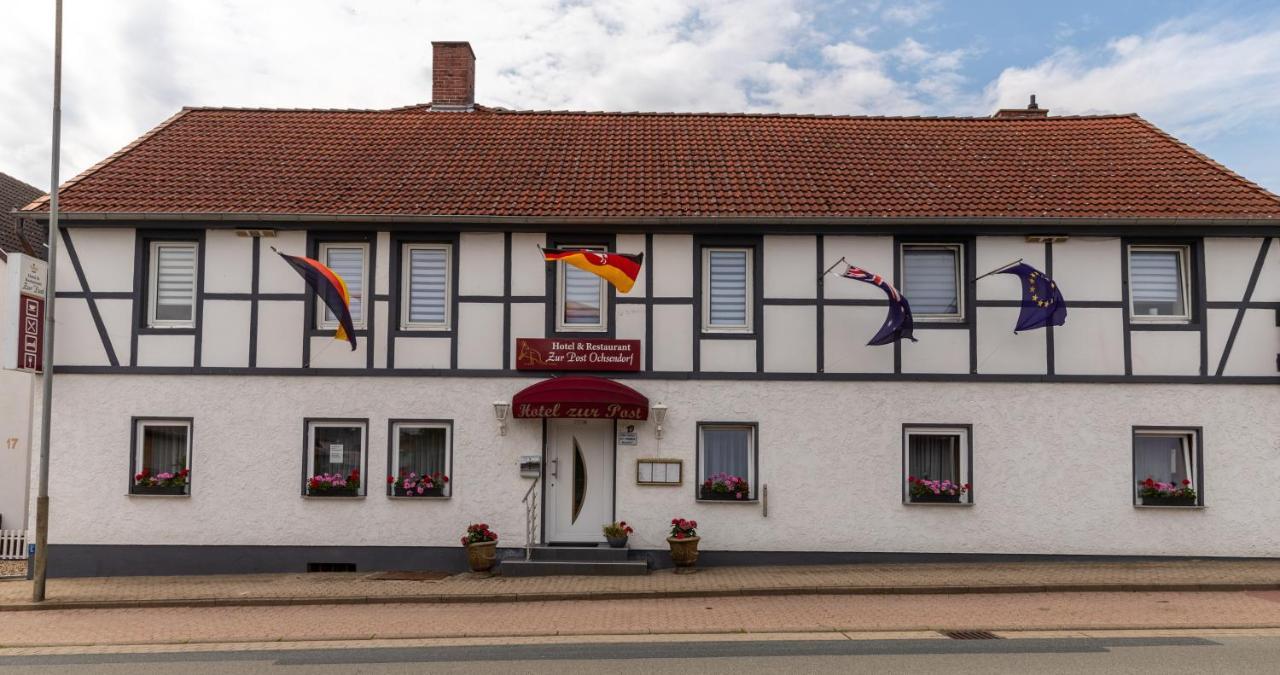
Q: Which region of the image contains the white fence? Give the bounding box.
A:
[0,530,27,560]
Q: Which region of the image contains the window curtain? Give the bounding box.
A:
[903,248,959,315]
[406,248,448,325]
[702,427,751,479]
[141,425,187,473]
[1134,435,1191,486]
[312,426,362,477]
[1130,250,1185,316]
[397,427,447,476]
[154,244,196,321]
[708,250,748,326]
[908,434,959,482]
[324,247,365,323]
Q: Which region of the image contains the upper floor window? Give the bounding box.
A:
[147,241,198,328]
[318,243,368,329]
[556,245,607,332]
[702,247,753,332]
[901,244,963,321]
[401,244,451,330]
[1128,245,1191,322]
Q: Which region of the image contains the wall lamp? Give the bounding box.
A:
[493,401,510,436]
[651,402,668,439]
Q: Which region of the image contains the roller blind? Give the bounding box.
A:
[561,248,603,326]
[707,249,749,327]
[903,247,959,315]
[323,246,365,324]
[1129,249,1186,317]
[151,243,197,323]
[405,247,448,326]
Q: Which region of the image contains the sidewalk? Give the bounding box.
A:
[2,559,1279,611]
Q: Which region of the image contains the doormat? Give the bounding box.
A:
[364,570,453,581]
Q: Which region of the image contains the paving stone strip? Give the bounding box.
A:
[1,560,1278,611]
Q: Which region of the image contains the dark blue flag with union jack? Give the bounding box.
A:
[840,265,917,346]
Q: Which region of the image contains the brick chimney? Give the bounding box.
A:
[993,94,1049,119]
[431,41,475,110]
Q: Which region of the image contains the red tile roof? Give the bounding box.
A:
[21,105,1280,221]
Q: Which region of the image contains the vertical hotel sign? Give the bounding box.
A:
[2,254,47,373]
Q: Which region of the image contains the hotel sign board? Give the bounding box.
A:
[515,338,641,372]
[2,254,47,374]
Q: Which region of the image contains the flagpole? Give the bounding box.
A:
[970,258,1022,283]
[817,257,848,281]
[32,0,63,603]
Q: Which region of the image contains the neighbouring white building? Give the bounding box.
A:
[16,42,1280,577]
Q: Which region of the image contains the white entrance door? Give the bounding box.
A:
[546,419,614,543]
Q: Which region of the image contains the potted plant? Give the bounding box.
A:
[307,468,361,496]
[133,467,190,495]
[907,476,969,503]
[603,521,634,548]
[667,518,700,567]
[700,473,750,501]
[388,470,449,497]
[462,523,499,572]
[1138,477,1198,506]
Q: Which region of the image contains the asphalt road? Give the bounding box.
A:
[0,636,1277,674]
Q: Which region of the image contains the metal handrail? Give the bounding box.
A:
[521,474,540,561]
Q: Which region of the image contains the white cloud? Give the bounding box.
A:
[881,0,938,26]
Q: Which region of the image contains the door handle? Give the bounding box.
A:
[550,458,558,479]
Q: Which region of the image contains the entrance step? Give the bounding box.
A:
[530,545,630,562]
[500,559,649,577]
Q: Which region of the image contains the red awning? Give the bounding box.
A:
[511,376,649,421]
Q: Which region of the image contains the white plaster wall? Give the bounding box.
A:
[96,299,133,366]
[456,303,503,369]
[393,338,451,369]
[652,235,693,297]
[136,334,194,367]
[1053,238,1121,301]
[69,228,135,292]
[1204,238,1263,302]
[202,231,252,294]
[616,234,647,298]
[700,339,755,372]
[651,305,692,371]
[257,231,307,293]
[1130,331,1201,376]
[901,329,968,374]
[53,299,108,365]
[509,234,546,296]
[763,236,816,298]
[822,236,892,300]
[1253,238,1280,302]
[975,237,1044,301]
[458,233,505,296]
[45,375,1280,557]
[975,307,1046,374]
[508,302,544,364]
[616,304,647,369]
[1220,310,1278,376]
[308,335,366,369]
[201,300,250,367]
[823,306,894,373]
[375,232,390,296]
[763,306,815,372]
[1053,308,1125,375]
[53,239,81,293]
[255,301,303,368]
[373,300,388,369]
[0,369,34,529]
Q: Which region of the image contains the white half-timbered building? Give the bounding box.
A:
[15,42,1280,576]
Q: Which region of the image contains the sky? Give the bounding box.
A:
[2,0,1280,195]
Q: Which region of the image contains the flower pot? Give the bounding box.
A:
[699,488,748,501]
[309,486,360,497]
[667,536,700,567]
[606,535,629,549]
[1142,495,1197,507]
[393,485,445,497]
[132,484,187,496]
[910,493,962,503]
[466,540,498,572]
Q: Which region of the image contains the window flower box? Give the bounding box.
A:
[133,468,190,495]
[910,493,962,504]
[388,471,448,497]
[393,485,445,497]
[1137,477,1197,507]
[700,473,750,500]
[1141,495,1197,507]
[132,484,188,496]
[308,470,361,497]
[907,476,969,504]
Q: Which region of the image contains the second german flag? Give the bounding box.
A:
[541,247,644,294]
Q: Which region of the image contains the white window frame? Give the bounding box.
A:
[902,426,970,504]
[696,423,757,500]
[146,241,199,328]
[1133,429,1199,502]
[899,243,965,322]
[399,244,452,331]
[132,419,192,493]
[701,247,754,333]
[317,242,369,330]
[1127,245,1192,324]
[304,420,368,496]
[555,244,608,333]
[389,421,453,498]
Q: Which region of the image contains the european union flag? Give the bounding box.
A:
[998,263,1067,332]
[840,265,917,345]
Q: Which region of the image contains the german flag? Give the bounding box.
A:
[276,250,358,350]
[541,247,644,294]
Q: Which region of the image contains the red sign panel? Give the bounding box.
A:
[513,402,648,420]
[515,338,641,372]
[18,296,43,373]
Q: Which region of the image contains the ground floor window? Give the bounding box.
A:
[903,426,971,504]
[131,418,192,495]
[304,420,367,497]
[697,423,756,501]
[388,421,452,497]
[1134,428,1202,506]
